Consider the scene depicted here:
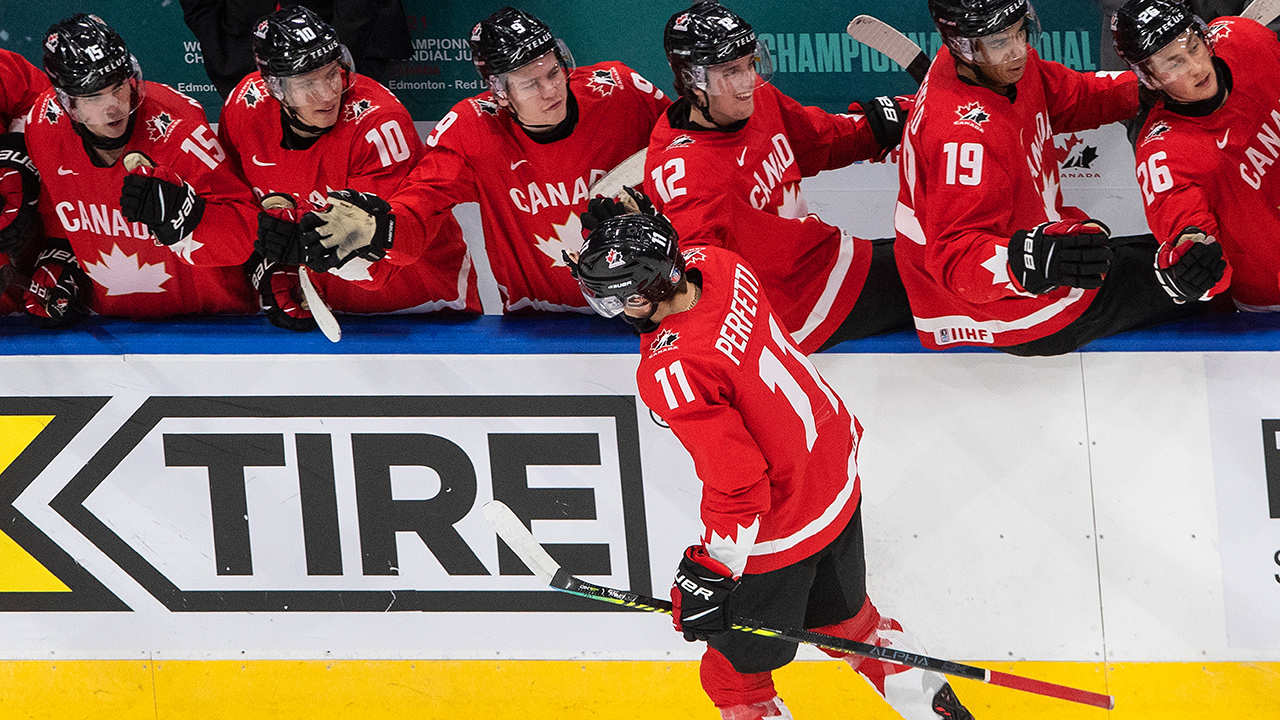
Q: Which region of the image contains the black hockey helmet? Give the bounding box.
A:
[1112,0,1207,68]
[664,2,773,97]
[469,7,574,97]
[929,0,1041,64]
[43,14,142,98]
[572,213,685,319]
[253,5,355,100]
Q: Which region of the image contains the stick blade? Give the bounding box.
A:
[1243,0,1280,25]
[846,15,930,84]
[481,500,562,585]
[588,148,647,200]
[987,670,1115,709]
[298,266,342,342]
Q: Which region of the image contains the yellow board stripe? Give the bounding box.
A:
[0,660,1275,719]
[0,415,69,593]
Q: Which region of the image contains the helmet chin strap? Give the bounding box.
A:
[74,111,138,152]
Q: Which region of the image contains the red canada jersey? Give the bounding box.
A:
[644,84,899,354]
[25,82,257,318]
[392,61,670,313]
[1,49,49,130]
[636,246,861,576]
[896,49,1139,349]
[1136,17,1278,309]
[219,73,479,314]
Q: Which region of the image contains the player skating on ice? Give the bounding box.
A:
[565,187,974,720]
[0,48,49,315]
[1112,0,1275,309]
[23,14,259,326]
[300,6,670,314]
[896,0,1215,354]
[220,5,480,333]
[646,2,913,354]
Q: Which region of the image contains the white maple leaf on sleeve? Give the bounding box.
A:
[82,244,172,296]
[534,212,584,269]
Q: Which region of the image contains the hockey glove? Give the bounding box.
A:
[23,237,88,329]
[0,133,41,255]
[1007,219,1113,295]
[580,186,671,240]
[119,163,206,246]
[255,193,306,265]
[298,189,394,273]
[852,96,907,155]
[246,250,316,333]
[1154,227,1227,303]
[671,545,738,642]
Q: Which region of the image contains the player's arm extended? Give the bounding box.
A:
[1042,62,1140,134]
[779,88,910,173]
[164,121,260,267]
[1136,156,1232,299]
[380,141,479,267]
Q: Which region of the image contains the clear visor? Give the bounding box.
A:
[578,282,649,318]
[55,56,145,126]
[688,40,775,96]
[1132,28,1212,89]
[265,47,356,109]
[949,14,1040,66]
[490,40,575,102]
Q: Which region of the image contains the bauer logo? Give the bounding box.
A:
[28,395,649,613]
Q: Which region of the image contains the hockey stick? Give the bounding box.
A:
[482,500,1115,710]
[587,147,647,200]
[847,15,930,85]
[1242,0,1280,25]
[261,194,341,343]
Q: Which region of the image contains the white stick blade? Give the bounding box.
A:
[588,148,647,200]
[1243,0,1280,25]
[846,15,923,68]
[481,500,561,585]
[298,266,342,343]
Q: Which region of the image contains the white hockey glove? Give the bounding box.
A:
[299,189,394,279]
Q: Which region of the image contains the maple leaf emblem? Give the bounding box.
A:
[1208,21,1231,45]
[344,98,378,122]
[666,134,695,150]
[682,247,707,266]
[980,243,1021,294]
[43,98,63,125]
[955,102,989,130]
[586,68,620,97]
[473,98,501,116]
[650,329,680,354]
[777,183,809,220]
[240,81,264,108]
[1143,121,1172,145]
[166,234,205,264]
[82,244,171,296]
[147,112,179,142]
[534,212,584,268]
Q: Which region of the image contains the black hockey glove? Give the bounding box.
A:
[255,193,305,265]
[1154,227,1227,303]
[245,251,316,332]
[1007,219,1113,295]
[119,164,206,246]
[852,96,907,154]
[579,186,671,241]
[0,133,41,256]
[23,237,88,329]
[299,189,394,273]
[671,545,738,642]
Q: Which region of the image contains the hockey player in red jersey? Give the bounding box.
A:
[221,6,480,332]
[897,0,1217,354]
[23,14,259,325]
[0,49,49,315]
[1113,1,1275,309]
[301,6,670,314]
[566,188,974,720]
[646,2,912,354]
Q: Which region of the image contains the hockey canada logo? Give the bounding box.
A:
[682,247,707,266]
[471,98,501,116]
[42,98,64,125]
[954,102,990,131]
[254,19,270,39]
[1059,134,1099,171]
[586,68,621,97]
[147,112,179,142]
[239,81,265,108]
[605,248,625,268]
[344,98,378,122]
[672,13,691,31]
[666,134,695,151]
[45,33,59,53]
[1143,120,1172,145]
[649,329,680,356]
[1208,20,1232,45]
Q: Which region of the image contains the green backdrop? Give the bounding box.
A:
[0,1,1106,121]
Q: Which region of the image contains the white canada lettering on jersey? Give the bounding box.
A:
[1238,107,1280,190]
[1024,111,1061,218]
[508,169,606,215]
[55,201,152,239]
[749,134,796,210]
[714,263,762,365]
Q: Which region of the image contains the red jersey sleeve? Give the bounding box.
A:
[1040,63,1140,135]
[775,88,885,176]
[344,103,424,196]
[0,50,50,130]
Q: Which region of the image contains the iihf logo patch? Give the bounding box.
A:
[954,102,990,131]
[605,248,625,268]
[672,13,691,31]
[666,134,695,150]
[1142,120,1172,145]
[146,112,179,142]
[586,68,621,97]
[239,81,265,108]
[344,98,378,122]
[42,98,64,125]
[649,329,680,355]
